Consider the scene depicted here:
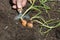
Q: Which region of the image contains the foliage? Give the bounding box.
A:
[20,0,60,35]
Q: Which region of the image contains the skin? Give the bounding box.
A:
[12,0,27,9]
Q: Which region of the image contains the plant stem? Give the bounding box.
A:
[21,0,36,19]
[30,11,41,20]
[20,5,33,19]
[43,28,52,34]
[33,20,55,29]
[20,0,36,19]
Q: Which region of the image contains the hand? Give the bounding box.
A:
[12,0,27,9]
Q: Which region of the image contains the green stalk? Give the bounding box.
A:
[20,0,35,19]
[30,12,41,20]
[33,20,55,28]
[33,20,60,29]
[43,28,52,34]
[20,5,33,19]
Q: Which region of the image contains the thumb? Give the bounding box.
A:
[17,0,22,8]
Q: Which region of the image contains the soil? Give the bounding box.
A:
[0,0,60,40]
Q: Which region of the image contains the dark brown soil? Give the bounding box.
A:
[0,0,60,40]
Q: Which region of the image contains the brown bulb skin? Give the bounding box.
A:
[21,19,27,27]
[27,21,33,28]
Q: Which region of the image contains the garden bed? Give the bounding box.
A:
[0,0,60,40]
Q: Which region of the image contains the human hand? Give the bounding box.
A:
[12,0,27,9]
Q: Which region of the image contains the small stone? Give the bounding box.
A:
[4,26,8,29]
[57,18,59,19]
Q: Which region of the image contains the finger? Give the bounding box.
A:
[12,0,17,4]
[12,5,17,9]
[22,0,27,7]
[17,0,22,8]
